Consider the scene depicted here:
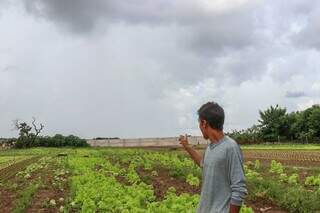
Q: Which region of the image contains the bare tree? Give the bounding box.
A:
[31,117,44,144]
[13,117,44,148]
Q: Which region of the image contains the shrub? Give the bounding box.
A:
[32,134,89,148]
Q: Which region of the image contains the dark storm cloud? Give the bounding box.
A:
[23,0,259,53]
[23,0,180,33]
[285,91,307,98]
[23,0,108,33]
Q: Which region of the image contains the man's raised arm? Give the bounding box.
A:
[179,134,203,167]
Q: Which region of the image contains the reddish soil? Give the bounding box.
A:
[137,167,200,200]
[115,175,131,186]
[0,190,14,213]
[98,161,132,185]
[26,189,66,213]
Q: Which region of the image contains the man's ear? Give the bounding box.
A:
[202,120,208,128]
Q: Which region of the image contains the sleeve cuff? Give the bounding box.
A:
[231,198,242,206]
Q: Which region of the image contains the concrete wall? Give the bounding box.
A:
[87,136,209,147]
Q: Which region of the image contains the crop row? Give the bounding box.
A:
[243,150,320,162]
[0,156,34,170]
[0,157,40,182]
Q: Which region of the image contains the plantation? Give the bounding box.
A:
[0,147,319,213]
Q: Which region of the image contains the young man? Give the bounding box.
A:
[179,102,247,213]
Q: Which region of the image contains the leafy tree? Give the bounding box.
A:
[258,105,288,142]
[228,104,320,144]
[307,105,320,139]
[227,125,262,144]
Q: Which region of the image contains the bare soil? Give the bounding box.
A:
[0,190,14,213]
[137,167,200,200]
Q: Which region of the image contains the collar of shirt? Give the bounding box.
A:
[209,135,226,150]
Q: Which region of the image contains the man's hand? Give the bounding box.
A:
[179,134,189,148]
[178,134,202,167]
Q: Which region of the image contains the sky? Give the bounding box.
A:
[0,0,319,139]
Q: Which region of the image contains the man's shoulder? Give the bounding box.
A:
[224,136,239,148]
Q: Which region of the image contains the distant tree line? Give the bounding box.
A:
[14,134,89,148]
[228,104,320,144]
[12,118,89,148]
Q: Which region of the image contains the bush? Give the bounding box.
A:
[42,134,89,147]
[15,134,89,148]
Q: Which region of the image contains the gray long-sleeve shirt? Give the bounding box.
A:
[197,136,247,213]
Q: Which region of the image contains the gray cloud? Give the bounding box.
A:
[292,7,320,50]
[22,0,255,30]
[24,0,107,33]
[23,0,259,54]
[21,0,320,86]
[21,0,271,87]
[285,91,307,98]
[1,1,320,138]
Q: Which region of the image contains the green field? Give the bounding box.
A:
[0,147,319,213]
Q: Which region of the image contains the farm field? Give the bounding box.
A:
[0,146,319,213]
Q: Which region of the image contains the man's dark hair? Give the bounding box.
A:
[198,102,225,131]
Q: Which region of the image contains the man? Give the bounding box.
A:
[179,102,247,213]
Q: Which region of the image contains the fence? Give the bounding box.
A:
[87,136,208,147]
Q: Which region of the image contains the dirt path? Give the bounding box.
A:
[26,158,69,213]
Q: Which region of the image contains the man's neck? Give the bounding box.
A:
[209,131,225,144]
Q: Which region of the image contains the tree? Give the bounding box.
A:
[14,117,44,148]
[258,105,288,142]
